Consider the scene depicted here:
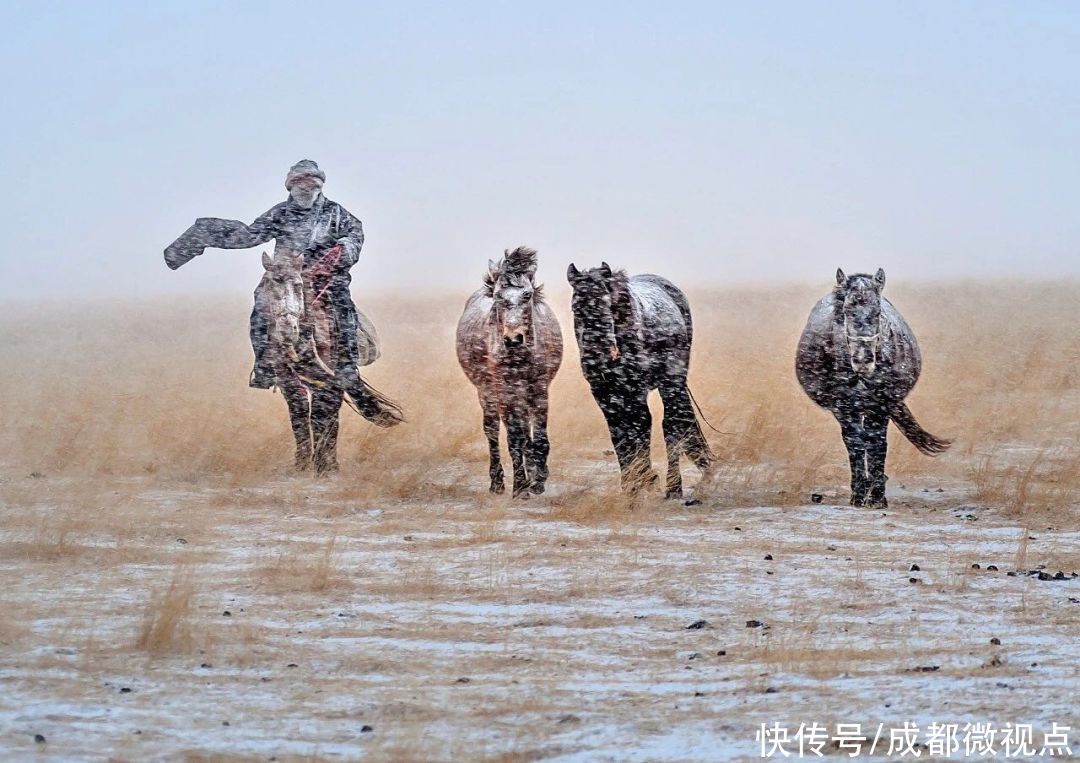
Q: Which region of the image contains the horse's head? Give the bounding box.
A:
[258,249,305,357]
[487,247,540,349]
[567,261,619,363]
[835,267,886,377]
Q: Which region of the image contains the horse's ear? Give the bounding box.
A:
[487,258,498,277]
[600,262,612,278]
[262,251,272,271]
[874,268,886,289]
[567,263,580,283]
[835,268,846,287]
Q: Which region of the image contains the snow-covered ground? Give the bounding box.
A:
[1,472,1077,761]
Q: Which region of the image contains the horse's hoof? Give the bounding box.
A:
[665,489,683,500]
[489,482,505,495]
[512,488,531,500]
[529,482,546,496]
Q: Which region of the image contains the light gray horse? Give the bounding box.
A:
[456,247,563,497]
[796,268,950,507]
[255,248,402,474]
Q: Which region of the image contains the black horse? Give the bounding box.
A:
[796,268,950,507]
[567,263,712,498]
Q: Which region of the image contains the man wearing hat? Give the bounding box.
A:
[164,160,385,408]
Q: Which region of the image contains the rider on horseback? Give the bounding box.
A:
[164,160,393,421]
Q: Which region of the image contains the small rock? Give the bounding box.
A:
[1069,598,1079,604]
[716,650,727,656]
[971,563,981,569]
[200,663,212,669]
[827,545,837,551]
[986,565,998,571]
[119,687,132,694]
[982,655,1004,668]
[810,493,823,504]
[687,652,702,661]
[455,677,471,684]
[734,526,742,531]
[910,564,920,572]
[360,725,374,733]
[686,619,709,630]
[694,691,706,697]
[1007,571,1017,577]
[222,721,230,727]
[746,620,765,628]
[222,611,232,617]
[764,687,778,694]
[34,734,46,744]
[1038,572,1052,581]
[286,663,298,668]
[909,577,919,584]
[176,538,187,545]
[557,714,579,724]
[906,665,940,673]
[764,554,773,561]
[990,637,1001,645]
[30,472,46,479]
[1054,571,1067,580]
[403,535,414,542]
[684,498,702,507]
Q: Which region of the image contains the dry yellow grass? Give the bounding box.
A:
[136,567,197,655]
[3,281,1076,517]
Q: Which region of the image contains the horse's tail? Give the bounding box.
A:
[889,402,950,456]
[684,386,716,467]
[344,375,406,428]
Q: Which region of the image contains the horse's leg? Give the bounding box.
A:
[864,410,889,508]
[311,385,342,476]
[837,409,868,506]
[504,403,531,498]
[481,392,504,494]
[283,380,313,471]
[596,388,633,474]
[527,384,551,495]
[658,381,686,500]
[622,389,656,494]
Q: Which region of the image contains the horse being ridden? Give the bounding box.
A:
[796,268,950,507]
[255,247,401,474]
[456,247,563,497]
[567,263,712,498]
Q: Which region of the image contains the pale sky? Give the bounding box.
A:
[2,1,1078,299]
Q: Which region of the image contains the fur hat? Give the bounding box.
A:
[285,159,326,189]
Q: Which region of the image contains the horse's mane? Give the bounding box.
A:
[608,269,635,327]
[482,246,544,301]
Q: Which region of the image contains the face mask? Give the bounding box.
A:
[290,185,320,209]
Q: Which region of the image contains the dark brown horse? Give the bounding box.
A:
[456,247,563,497]
[796,268,950,507]
[567,263,712,498]
[254,248,402,474]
